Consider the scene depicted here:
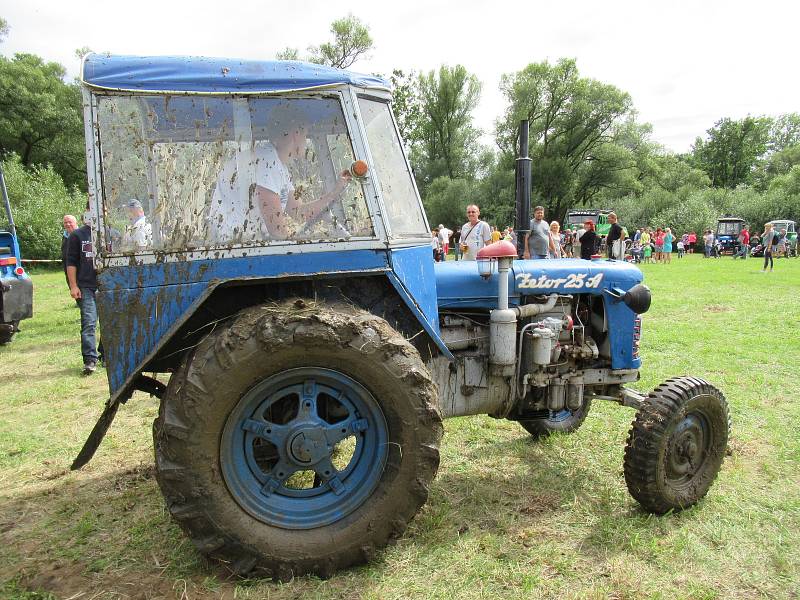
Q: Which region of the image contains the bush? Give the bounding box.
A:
[422,176,477,230]
[0,154,85,260]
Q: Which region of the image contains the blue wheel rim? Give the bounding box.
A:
[220,367,388,529]
[547,409,575,423]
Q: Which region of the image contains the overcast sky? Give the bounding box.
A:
[3,0,798,152]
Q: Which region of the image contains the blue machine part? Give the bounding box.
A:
[98,247,452,402]
[81,54,390,94]
[0,231,33,323]
[387,246,453,360]
[220,367,388,529]
[435,259,643,370]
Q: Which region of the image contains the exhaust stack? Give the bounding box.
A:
[515,120,531,257]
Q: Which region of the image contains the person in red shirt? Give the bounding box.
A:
[654,227,665,262]
[687,231,697,254]
[733,225,750,259]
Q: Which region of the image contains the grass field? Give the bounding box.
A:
[1,255,799,599]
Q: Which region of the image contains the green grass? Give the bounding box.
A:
[1,256,799,599]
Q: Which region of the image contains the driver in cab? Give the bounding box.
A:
[208,103,352,242]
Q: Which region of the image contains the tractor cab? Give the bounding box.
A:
[79,54,444,403]
[715,216,745,254]
[768,220,796,255]
[565,209,611,235]
[0,165,33,344]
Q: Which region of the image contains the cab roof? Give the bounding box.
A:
[80,54,391,94]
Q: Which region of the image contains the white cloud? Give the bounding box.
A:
[3,0,798,152]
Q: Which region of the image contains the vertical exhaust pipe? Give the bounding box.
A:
[515,120,531,258]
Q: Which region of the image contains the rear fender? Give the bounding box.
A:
[97,248,450,405]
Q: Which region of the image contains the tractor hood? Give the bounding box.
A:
[435,258,644,310]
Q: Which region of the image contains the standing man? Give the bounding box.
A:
[579,221,599,260]
[733,225,749,259]
[458,205,492,261]
[523,205,553,259]
[66,210,100,375]
[606,212,625,260]
[437,224,452,259]
[61,214,78,286]
[703,230,714,258]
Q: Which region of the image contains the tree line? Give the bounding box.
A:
[2,14,799,258]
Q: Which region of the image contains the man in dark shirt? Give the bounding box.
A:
[61,214,78,287]
[579,221,599,260]
[66,216,100,374]
[606,212,625,260]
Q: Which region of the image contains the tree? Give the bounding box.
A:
[422,177,474,229]
[1,154,85,259]
[496,58,636,222]
[74,46,93,60]
[0,53,86,189]
[389,69,421,147]
[308,15,372,69]
[275,47,300,61]
[0,17,8,44]
[645,153,710,194]
[691,116,771,188]
[412,65,482,195]
[769,113,800,153]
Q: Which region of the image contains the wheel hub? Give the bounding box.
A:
[288,428,329,465]
[667,413,708,480]
[220,368,389,529]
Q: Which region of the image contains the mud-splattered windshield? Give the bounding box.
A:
[357,97,427,237]
[95,95,373,254]
[716,221,743,236]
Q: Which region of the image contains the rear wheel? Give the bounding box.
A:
[624,376,729,514]
[153,300,442,579]
[519,399,591,438]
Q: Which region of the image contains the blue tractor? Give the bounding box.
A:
[0,165,33,344]
[716,216,746,255]
[73,55,730,579]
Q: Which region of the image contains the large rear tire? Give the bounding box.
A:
[519,399,591,438]
[153,300,442,579]
[624,376,729,514]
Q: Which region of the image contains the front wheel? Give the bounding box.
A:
[153,300,442,579]
[0,320,19,345]
[624,376,729,514]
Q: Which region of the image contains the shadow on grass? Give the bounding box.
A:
[0,431,702,599]
[425,430,704,561]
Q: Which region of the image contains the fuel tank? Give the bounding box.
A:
[435,258,644,310]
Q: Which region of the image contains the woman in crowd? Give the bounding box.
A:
[563,229,574,257]
[761,223,777,272]
[548,221,563,258]
[663,227,674,263]
[654,227,664,262]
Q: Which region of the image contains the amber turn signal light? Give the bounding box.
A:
[350,160,369,178]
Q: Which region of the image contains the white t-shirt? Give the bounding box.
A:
[459,220,491,260]
[207,141,294,243]
[121,216,152,251]
[438,227,452,244]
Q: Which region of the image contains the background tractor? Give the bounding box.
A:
[715,216,746,255]
[72,54,730,580]
[0,164,33,345]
